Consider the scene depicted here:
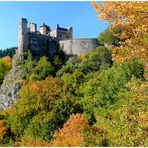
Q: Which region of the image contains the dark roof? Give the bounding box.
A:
[40,23,48,28]
[57,27,68,32]
[40,23,50,31]
[57,24,68,32]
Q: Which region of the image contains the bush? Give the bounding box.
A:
[0,56,12,85]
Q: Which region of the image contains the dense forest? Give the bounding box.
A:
[0,2,147,146]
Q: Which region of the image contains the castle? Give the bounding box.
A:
[18,18,99,57]
[0,18,99,111]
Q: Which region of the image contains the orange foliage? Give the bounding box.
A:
[0,120,7,142]
[20,77,63,100]
[18,76,63,113]
[2,56,12,63]
[51,114,89,146]
[92,2,148,66]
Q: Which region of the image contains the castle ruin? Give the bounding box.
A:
[18,18,99,57]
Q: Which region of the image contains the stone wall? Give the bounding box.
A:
[57,27,73,41]
[29,33,58,58]
[59,38,99,56]
[50,27,73,41]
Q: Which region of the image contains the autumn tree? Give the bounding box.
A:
[51,114,89,146]
[0,120,7,143]
[0,56,12,85]
[4,77,63,138]
[92,2,148,77]
[51,113,109,147]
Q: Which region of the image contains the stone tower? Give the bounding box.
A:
[68,27,73,39]
[29,23,37,32]
[40,23,50,35]
[18,18,29,55]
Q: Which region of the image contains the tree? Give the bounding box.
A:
[0,56,12,85]
[0,47,16,58]
[98,27,120,46]
[0,120,7,143]
[29,56,54,81]
[3,77,63,140]
[106,78,148,146]
[78,59,144,124]
[1,76,83,145]
[51,113,109,147]
[51,114,89,146]
[92,2,148,65]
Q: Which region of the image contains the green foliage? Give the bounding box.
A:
[98,27,120,46]
[1,77,82,145]
[22,95,81,142]
[30,56,54,81]
[56,56,81,77]
[52,49,66,72]
[102,78,148,146]
[78,59,144,123]
[82,126,109,146]
[22,51,54,81]
[0,45,146,146]
[0,56,12,85]
[57,46,112,77]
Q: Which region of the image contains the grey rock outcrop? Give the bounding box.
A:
[0,54,24,111]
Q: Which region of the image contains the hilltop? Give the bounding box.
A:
[0,2,147,146]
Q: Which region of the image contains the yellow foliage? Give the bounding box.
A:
[2,56,12,64]
[17,138,50,147]
[92,2,148,78]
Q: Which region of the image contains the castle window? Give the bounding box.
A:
[67,35,69,39]
[60,34,61,38]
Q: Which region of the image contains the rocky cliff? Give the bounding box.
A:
[0,53,25,111]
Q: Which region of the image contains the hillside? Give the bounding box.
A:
[0,2,147,147]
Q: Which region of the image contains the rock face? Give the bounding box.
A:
[0,54,24,111]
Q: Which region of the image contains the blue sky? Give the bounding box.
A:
[0,1,108,50]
